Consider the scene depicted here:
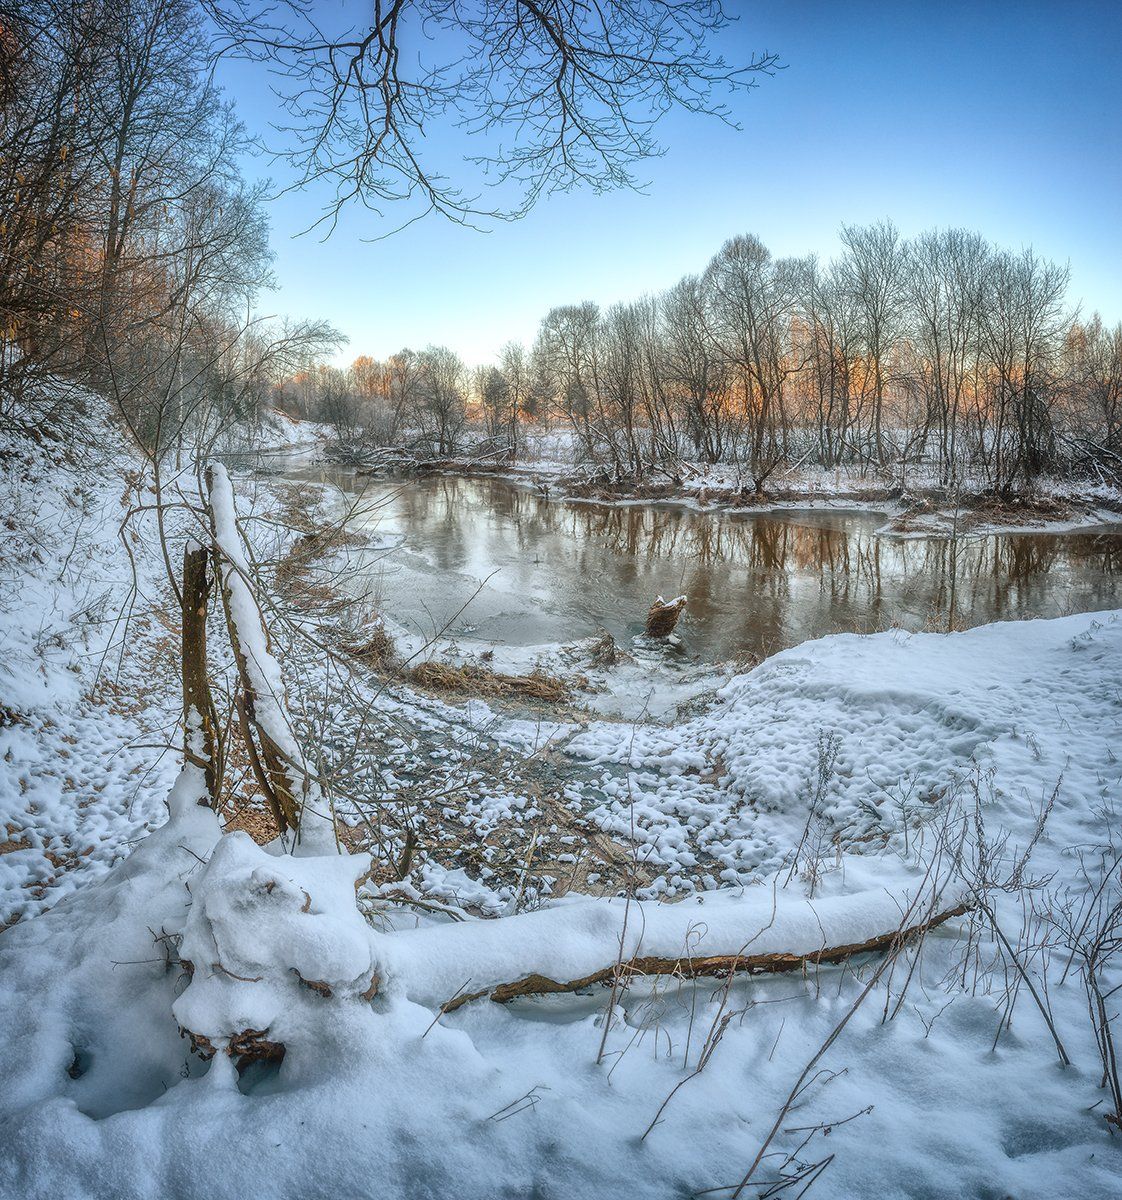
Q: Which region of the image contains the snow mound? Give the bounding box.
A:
[0,768,220,1121]
[568,612,1122,888]
[174,833,380,1054]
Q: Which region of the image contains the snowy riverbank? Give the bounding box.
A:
[325,428,1122,540]
[3,605,1121,1198]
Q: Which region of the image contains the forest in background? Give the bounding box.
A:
[294,225,1122,494]
[4,0,1119,500]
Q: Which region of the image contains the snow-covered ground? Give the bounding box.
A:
[2,400,1121,1199]
[0,398,182,925]
[212,407,334,467]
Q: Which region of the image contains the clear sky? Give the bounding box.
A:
[219,0,1122,366]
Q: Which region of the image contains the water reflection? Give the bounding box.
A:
[313,472,1122,660]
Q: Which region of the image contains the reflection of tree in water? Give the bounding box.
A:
[898,533,1122,626]
[353,475,1122,657]
[391,477,475,572]
[1057,533,1122,574]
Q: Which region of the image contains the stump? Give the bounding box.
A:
[645,595,687,638]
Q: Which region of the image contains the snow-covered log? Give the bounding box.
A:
[205,464,336,853]
[386,883,967,1012]
[171,831,965,1064]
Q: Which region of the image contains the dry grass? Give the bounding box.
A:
[271,485,364,614]
[222,802,281,845]
[0,826,31,855]
[214,700,284,846]
[588,631,629,667]
[960,492,1076,527]
[274,531,355,613]
[408,660,574,703]
[342,622,398,670]
[891,491,1085,535]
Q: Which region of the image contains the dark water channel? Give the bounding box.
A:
[298,471,1122,661]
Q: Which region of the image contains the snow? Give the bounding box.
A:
[3,604,1120,1198]
[208,462,297,760]
[0,399,182,924]
[566,612,1122,890]
[0,766,220,1121]
[1,777,1119,1200]
[2,400,1121,1199]
[173,832,381,1050]
[216,407,333,463]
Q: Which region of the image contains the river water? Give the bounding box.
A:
[298,471,1122,662]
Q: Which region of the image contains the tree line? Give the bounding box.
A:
[302,223,1122,493]
[5,1,1118,494]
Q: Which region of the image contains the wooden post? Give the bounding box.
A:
[181,543,222,806]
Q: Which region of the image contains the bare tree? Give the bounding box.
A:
[498,340,530,453]
[537,302,601,460]
[979,247,1069,492]
[838,219,906,466]
[416,344,466,454]
[200,0,780,231]
[703,235,805,488]
[1065,316,1122,482]
[661,274,728,463]
[262,223,1106,498]
[906,229,989,484]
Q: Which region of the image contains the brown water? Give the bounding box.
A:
[308,471,1122,661]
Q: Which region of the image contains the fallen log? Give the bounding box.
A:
[439,900,969,1012]
[382,881,969,1016]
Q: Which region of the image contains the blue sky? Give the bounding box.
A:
[220,0,1122,365]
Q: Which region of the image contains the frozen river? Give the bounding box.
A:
[293,470,1122,661]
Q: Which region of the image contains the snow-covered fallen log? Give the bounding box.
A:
[385,880,967,1012]
[167,824,964,1061]
[206,463,335,853]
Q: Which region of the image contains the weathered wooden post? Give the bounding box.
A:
[181,542,222,806]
